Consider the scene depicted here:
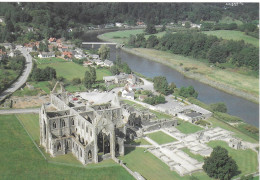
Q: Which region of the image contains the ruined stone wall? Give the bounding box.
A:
[142,119,177,132]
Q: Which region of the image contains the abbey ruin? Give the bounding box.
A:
[40,82,177,165]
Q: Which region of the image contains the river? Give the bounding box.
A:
[82,31,259,127]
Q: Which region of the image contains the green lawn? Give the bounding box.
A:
[30,81,52,94]
[0,114,134,180]
[181,148,204,162]
[38,62,112,81]
[208,117,258,143]
[176,120,203,134]
[203,30,259,47]
[35,57,66,64]
[219,16,243,25]
[146,131,177,145]
[125,138,151,145]
[208,140,258,177]
[119,147,212,180]
[99,29,166,44]
[12,86,41,97]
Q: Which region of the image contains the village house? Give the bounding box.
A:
[191,23,201,29]
[136,21,145,26]
[48,37,57,43]
[115,22,123,27]
[103,59,114,67]
[63,51,73,59]
[0,17,4,23]
[138,95,148,101]
[27,27,34,32]
[83,61,93,67]
[38,52,55,58]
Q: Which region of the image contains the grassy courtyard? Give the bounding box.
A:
[0,114,134,180]
[119,147,212,180]
[176,120,203,134]
[146,131,177,145]
[203,30,259,47]
[208,140,258,177]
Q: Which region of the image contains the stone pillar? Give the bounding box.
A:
[92,44,94,49]
[110,129,115,158]
[93,128,98,163]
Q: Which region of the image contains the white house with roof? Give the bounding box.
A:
[104,59,114,67]
[38,52,55,58]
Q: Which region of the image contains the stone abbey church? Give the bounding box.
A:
[40,83,126,165]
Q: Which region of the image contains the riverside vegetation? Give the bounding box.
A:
[99,29,259,103]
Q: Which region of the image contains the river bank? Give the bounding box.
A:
[98,34,259,104]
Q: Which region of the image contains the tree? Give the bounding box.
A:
[122,62,131,74]
[98,44,110,60]
[160,24,166,32]
[153,76,169,95]
[110,65,120,75]
[145,23,157,34]
[185,22,191,28]
[84,71,92,89]
[89,66,96,84]
[203,146,238,180]
[179,86,198,98]
[71,78,81,85]
[146,35,159,48]
[210,102,227,113]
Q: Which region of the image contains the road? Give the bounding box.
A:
[0,46,33,101]
[0,108,40,114]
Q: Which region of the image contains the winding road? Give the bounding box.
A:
[0,46,33,101]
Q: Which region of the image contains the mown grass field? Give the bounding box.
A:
[176,120,203,134]
[99,29,166,44]
[203,30,259,47]
[38,62,112,81]
[35,57,66,64]
[146,131,177,145]
[119,147,212,180]
[208,140,258,177]
[0,114,134,180]
[219,16,243,25]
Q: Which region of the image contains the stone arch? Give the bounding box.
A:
[88,150,92,159]
[86,126,88,133]
[53,122,57,129]
[57,142,61,151]
[80,148,82,157]
[71,118,74,125]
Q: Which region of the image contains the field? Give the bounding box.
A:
[35,57,66,64]
[208,140,258,177]
[203,30,259,47]
[219,16,243,25]
[38,62,112,81]
[146,131,177,145]
[125,138,151,145]
[119,147,212,180]
[0,114,134,180]
[99,29,166,44]
[176,120,203,134]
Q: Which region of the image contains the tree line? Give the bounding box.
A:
[128,31,259,71]
[0,2,258,43]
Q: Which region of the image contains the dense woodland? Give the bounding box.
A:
[128,31,259,71]
[0,2,258,43]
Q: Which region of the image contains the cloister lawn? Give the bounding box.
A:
[176,120,203,134]
[146,131,177,145]
[0,114,134,180]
